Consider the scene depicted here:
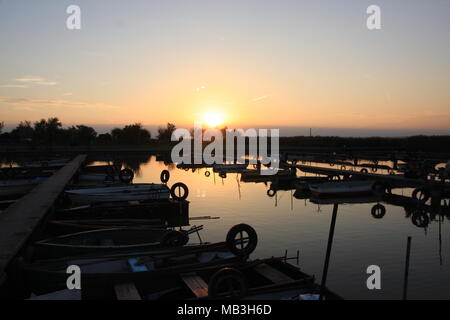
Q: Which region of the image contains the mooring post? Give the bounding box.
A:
[402,236,412,300]
[319,203,339,300]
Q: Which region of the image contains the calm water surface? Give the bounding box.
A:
[131,156,449,300]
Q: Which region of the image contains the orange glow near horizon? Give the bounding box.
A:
[200,110,227,128]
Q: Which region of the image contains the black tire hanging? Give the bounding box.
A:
[208,267,247,299]
[267,189,276,197]
[411,211,429,228]
[119,168,134,183]
[160,170,170,183]
[170,182,189,201]
[371,204,386,219]
[160,230,189,247]
[204,171,211,177]
[226,223,258,256]
[412,188,430,203]
[360,168,368,173]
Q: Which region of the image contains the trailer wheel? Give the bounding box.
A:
[119,168,134,183]
[412,188,430,203]
[205,171,211,177]
[371,204,386,219]
[267,189,276,197]
[160,230,189,247]
[226,224,258,256]
[160,170,170,183]
[170,182,189,201]
[208,268,247,299]
[360,168,368,173]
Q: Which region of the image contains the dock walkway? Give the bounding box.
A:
[0,155,86,291]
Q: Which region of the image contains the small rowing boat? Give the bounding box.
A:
[213,163,248,172]
[65,183,170,204]
[0,177,47,197]
[46,218,165,235]
[309,180,375,197]
[31,226,203,260]
[23,224,258,295]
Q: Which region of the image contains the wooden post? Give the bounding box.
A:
[320,203,339,300]
[402,236,412,300]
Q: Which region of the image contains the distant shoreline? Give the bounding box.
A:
[1,135,450,158]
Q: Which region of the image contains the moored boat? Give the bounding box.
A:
[46,218,165,235]
[65,183,171,204]
[77,257,341,300]
[31,226,203,260]
[22,224,258,295]
[0,177,47,197]
[22,159,70,168]
[309,180,376,198]
[213,163,248,172]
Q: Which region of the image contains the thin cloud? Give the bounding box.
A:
[196,85,207,92]
[0,96,119,110]
[0,84,29,88]
[252,95,268,102]
[14,75,58,86]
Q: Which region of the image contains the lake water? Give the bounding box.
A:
[116,156,449,299]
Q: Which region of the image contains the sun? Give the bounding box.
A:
[201,110,226,128]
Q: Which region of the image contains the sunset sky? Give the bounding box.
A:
[1,0,449,136]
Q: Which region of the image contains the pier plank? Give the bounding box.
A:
[0,155,86,283]
[115,282,142,300]
[181,272,209,298]
[254,263,294,284]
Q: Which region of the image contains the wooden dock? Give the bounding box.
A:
[0,155,86,293]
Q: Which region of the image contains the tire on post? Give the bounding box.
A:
[226,223,258,257]
[119,168,134,183]
[208,267,247,299]
[160,230,189,247]
[170,182,189,201]
[160,170,170,183]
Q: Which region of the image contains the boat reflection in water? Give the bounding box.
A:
[4,154,449,300]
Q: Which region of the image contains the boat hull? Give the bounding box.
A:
[65,184,170,204]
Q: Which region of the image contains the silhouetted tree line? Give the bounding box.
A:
[0,118,178,146]
[1,118,449,153]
